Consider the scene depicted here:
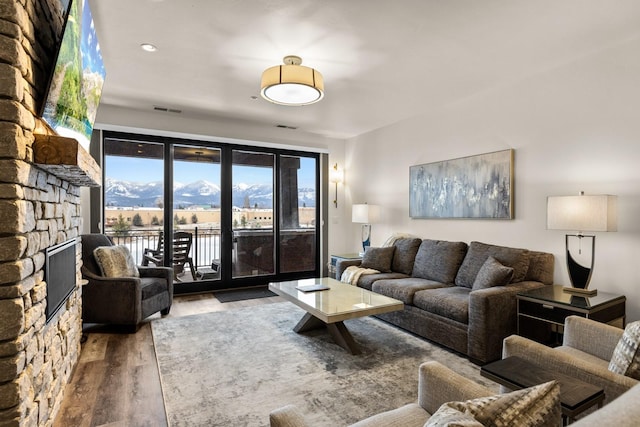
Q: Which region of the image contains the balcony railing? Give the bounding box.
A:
[105,226,316,280]
[105,227,221,269]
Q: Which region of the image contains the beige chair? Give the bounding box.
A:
[270,361,496,427]
[503,315,638,404]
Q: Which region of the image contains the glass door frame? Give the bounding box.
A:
[95,130,321,294]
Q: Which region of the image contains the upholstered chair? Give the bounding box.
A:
[80,234,173,330]
[503,315,638,404]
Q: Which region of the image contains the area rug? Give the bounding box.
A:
[151,302,499,427]
[213,287,278,303]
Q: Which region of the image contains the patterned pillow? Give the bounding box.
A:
[608,321,640,380]
[93,245,140,278]
[360,246,396,273]
[425,380,560,427]
[472,256,514,290]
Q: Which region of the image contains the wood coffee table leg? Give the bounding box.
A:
[293,312,325,332]
[293,313,361,354]
[327,322,361,355]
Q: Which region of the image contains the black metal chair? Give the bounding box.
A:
[81,234,173,330]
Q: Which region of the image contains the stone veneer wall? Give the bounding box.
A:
[0,1,84,426]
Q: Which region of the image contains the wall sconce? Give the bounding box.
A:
[329,163,344,208]
[547,191,617,296]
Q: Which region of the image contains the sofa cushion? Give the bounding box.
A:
[455,241,530,288]
[472,256,514,290]
[392,238,423,275]
[426,380,560,427]
[412,239,468,284]
[524,251,555,285]
[372,278,452,305]
[360,246,395,273]
[413,287,471,324]
[93,245,140,278]
[609,321,640,380]
[357,272,410,290]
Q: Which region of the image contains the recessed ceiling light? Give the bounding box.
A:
[140,43,158,52]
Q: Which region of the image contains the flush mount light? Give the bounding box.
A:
[140,43,158,52]
[260,55,324,106]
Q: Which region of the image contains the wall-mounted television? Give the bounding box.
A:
[41,0,106,151]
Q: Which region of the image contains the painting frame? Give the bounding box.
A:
[409,149,514,219]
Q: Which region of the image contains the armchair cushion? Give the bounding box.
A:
[93,245,140,278]
[472,256,514,290]
[360,246,396,272]
[609,321,640,380]
[426,380,560,427]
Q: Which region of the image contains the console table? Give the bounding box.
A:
[517,285,626,346]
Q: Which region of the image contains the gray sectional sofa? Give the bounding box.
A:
[336,238,554,363]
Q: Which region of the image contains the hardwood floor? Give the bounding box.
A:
[53,292,283,427]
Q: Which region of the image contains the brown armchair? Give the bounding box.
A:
[81,234,173,329]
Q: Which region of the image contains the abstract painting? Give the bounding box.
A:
[409,149,514,219]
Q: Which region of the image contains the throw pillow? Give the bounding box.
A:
[360,246,395,273]
[391,237,423,275]
[455,241,530,289]
[426,380,560,427]
[412,239,468,284]
[608,320,640,380]
[472,256,514,290]
[93,245,140,278]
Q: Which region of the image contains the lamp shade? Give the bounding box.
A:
[352,204,380,224]
[260,56,324,106]
[547,194,617,232]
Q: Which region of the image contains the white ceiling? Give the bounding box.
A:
[89,0,640,140]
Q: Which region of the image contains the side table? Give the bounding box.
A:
[517,285,625,346]
[327,253,362,277]
[481,356,605,425]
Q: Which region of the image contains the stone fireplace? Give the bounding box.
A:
[0,1,100,426]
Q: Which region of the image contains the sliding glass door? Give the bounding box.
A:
[231,150,275,278]
[101,131,319,293]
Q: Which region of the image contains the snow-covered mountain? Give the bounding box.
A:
[105,178,315,208]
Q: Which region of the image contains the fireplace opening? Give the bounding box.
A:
[45,238,77,323]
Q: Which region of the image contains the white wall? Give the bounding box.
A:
[345,37,640,321]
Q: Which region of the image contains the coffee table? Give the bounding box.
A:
[481,356,605,425]
[268,277,403,354]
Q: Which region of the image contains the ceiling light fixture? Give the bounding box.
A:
[140,43,158,52]
[260,55,324,106]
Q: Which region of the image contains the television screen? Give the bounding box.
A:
[41,0,106,150]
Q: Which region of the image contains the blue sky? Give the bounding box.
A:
[106,156,316,188]
[80,0,105,77]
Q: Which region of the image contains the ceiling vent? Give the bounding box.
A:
[153,106,182,114]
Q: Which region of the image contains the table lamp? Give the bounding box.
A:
[352,203,380,255]
[546,192,617,296]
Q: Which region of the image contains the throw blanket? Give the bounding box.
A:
[340,265,379,286]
